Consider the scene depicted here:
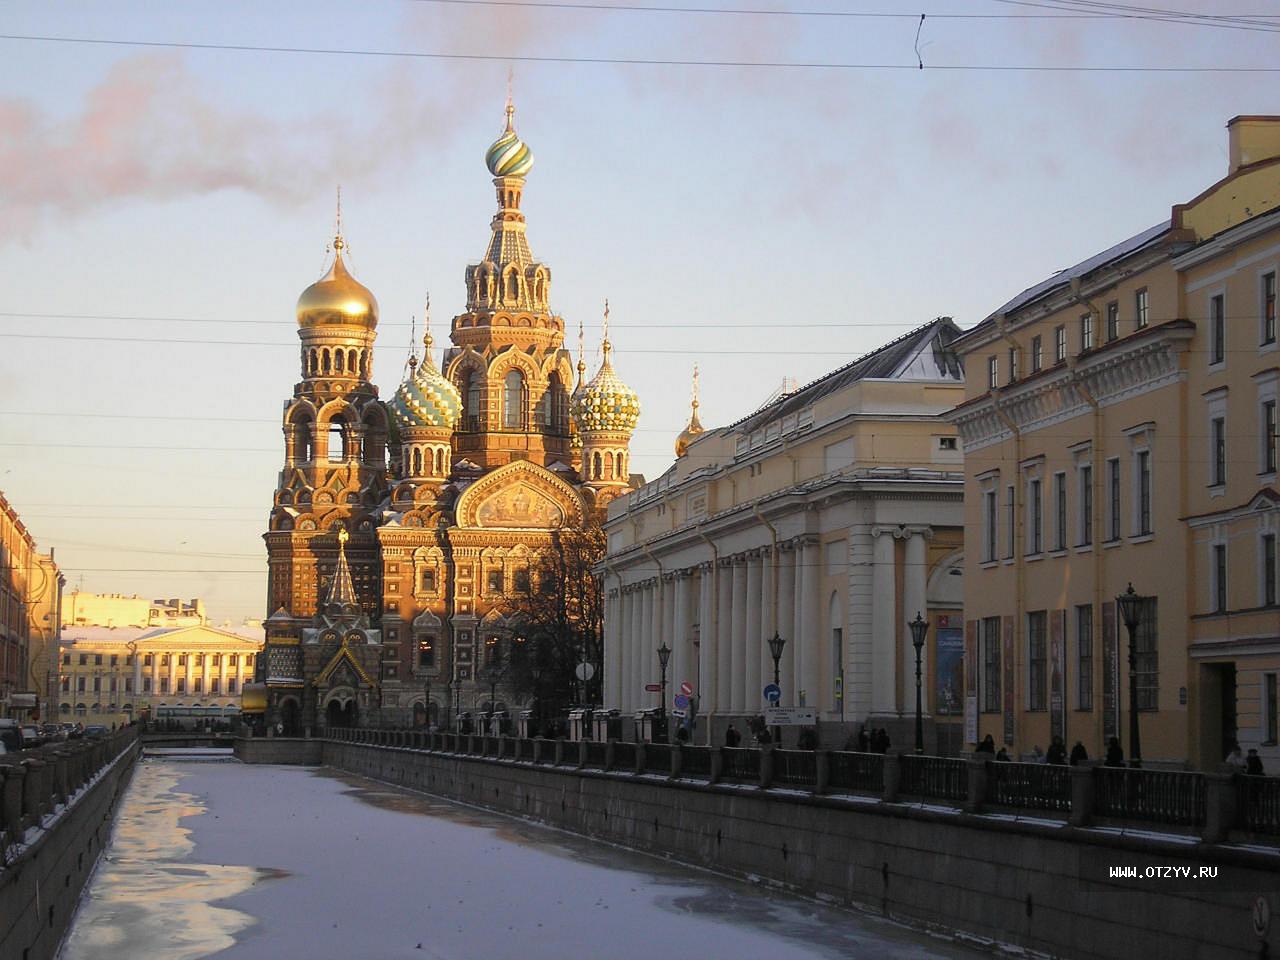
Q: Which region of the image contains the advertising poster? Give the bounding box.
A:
[964,619,978,744]
[935,626,964,716]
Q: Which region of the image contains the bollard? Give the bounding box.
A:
[671,742,683,779]
[52,750,70,805]
[815,750,830,795]
[759,745,774,789]
[710,748,724,785]
[554,740,565,765]
[1202,772,1239,844]
[881,753,901,803]
[578,740,588,769]
[635,742,646,775]
[2,764,25,834]
[604,739,616,772]
[533,738,545,764]
[963,757,988,814]
[22,759,47,826]
[1069,765,1096,827]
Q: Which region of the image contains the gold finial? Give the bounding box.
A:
[692,363,700,412]
[505,68,515,131]
[422,292,435,364]
[407,314,418,373]
[333,184,345,252]
[601,299,612,361]
[337,527,349,546]
[576,317,586,385]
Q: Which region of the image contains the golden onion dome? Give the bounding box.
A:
[297,238,379,330]
[572,346,640,436]
[675,364,705,457]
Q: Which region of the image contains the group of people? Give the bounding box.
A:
[1225,742,1267,776]
[975,733,1098,765]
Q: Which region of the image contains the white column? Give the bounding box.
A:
[744,552,763,714]
[778,546,796,707]
[729,558,747,713]
[715,560,733,715]
[800,539,822,710]
[870,526,899,714]
[847,525,875,721]
[672,572,691,711]
[903,527,930,715]
[660,575,675,709]
[697,565,715,716]
[638,582,652,711]
[604,589,619,709]
[622,587,636,712]
[761,548,776,694]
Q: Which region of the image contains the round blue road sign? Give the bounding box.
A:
[763,683,781,703]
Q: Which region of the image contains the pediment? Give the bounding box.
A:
[454,460,585,530]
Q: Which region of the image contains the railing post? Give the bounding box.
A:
[671,742,683,779]
[3,764,26,832]
[710,747,724,784]
[533,738,544,764]
[578,740,588,768]
[815,750,830,795]
[964,757,988,814]
[605,739,616,772]
[759,745,774,789]
[21,759,46,825]
[882,753,901,803]
[554,739,565,765]
[1069,765,1096,827]
[1202,772,1238,843]
[635,742,646,774]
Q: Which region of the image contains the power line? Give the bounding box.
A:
[1,32,1278,71]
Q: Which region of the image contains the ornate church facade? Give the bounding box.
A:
[257,104,640,733]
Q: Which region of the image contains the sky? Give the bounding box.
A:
[1,0,1277,623]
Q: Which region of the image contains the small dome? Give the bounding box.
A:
[675,414,704,458]
[485,103,535,178]
[388,343,462,432]
[297,241,378,330]
[572,348,640,435]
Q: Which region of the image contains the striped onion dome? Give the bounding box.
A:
[485,102,535,178]
[571,343,640,435]
[388,337,462,432]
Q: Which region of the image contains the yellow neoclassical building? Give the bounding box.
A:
[58,624,262,729]
[948,116,1280,769]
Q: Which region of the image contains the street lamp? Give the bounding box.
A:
[419,639,433,731]
[766,632,786,744]
[656,642,671,741]
[908,612,929,755]
[1116,582,1145,768]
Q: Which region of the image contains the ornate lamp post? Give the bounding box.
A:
[419,639,433,731]
[657,642,671,740]
[909,612,929,755]
[766,632,786,744]
[1116,583,1145,768]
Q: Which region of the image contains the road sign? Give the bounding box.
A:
[673,694,690,710]
[680,681,694,696]
[575,661,596,682]
[644,683,662,692]
[763,683,781,704]
[671,709,687,719]
[765,707,816,726]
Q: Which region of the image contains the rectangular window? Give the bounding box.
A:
[228,678,237,694]
[1264,400,1277,474]
[1134,597,1158,711]
[144,654,153,666]
[161,654,170,666]
[487,569,503,594]
[1136,450,1152,535]
[178,654,187,666]
[987,355,998,390]
[1076,604,1093,711]
[246,655,254,667]
[1005,485,1015,559]
[1031,335,1043,373]
[193,678,202,693]
[92,677,101,692]
[1266,674,1278,744]
[1264,272,1277,345]
[110,654,118,667]
[211,678,220,694]
[1079,464,1093,546]
[61,677,70,692]
[1028,479,1043,555]
[513,567,531,593]
[79,654,87,666]
[212,654,221,666]
[1214,543,1228,613]
[143,678,152,693]
[1080,313,1094,352]
[1211,416,1226,486]
[982,617,1001,713]
[1053,472,1067,551]
[1107,458,1121,541]
[420,568,436,592]
[1054,325,1067,364]
[983,489,997,562]
[1265,534,1277,607]
[1028,611,1047,711]
[1008,348,1019,383]
[125,654,133,666]
[177,678,186,693]
[124,678,133,693]
[196,654,204,666]
[1210,294,1225,365]
[418,639,436,668]
[77,677,85,692]
[160,678,169,694]
[94,654,102,666]
[229,654,237,666]
[1136,288,1149,328]
[1106,301,1119,341]
[62,653,70,665]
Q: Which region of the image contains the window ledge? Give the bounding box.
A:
[1128,533,1155,545]
[1208,483,1227,499]
[980,560,1000,570]
[1075,543,1094,554]
[1025,552,1045,563]
[1102,538,1123,550]
[1048,549,1069,559]
[1261,340,1278,355]
[1259,471,1278,483]
[1208,360,1227,373]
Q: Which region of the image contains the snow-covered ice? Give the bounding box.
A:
[60,758,989,960]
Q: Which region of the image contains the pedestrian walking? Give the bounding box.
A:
[724,724,741,748]
[1105,737,1124,767]
[1246,748,1265,777]
[857,725,870,753]
[995,746,1010,762]
[1046,736,1067,765]
[1069,741,1089,766]
[975,734,995,755]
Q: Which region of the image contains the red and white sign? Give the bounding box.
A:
[644,683,662,692]
[680,681,694,696]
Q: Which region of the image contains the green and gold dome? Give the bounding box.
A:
[572,308,640,436]
[296,237,379,330]
[485,102,535,179]
[388,333,463,432]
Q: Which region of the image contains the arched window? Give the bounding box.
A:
[360,350,368,378]
[434,448,444,474]
[308,350,318,376]
[335,350,345,374]
[615,451,624,478]
[459,370,482,430]
[504,370,525,429]
[322,349,331,374]
[328,419,346,462]
[349,349,358,375]
[505,271,518,302]
[546,373,566,432]
[592,451,603,480]
[412,448,422,476]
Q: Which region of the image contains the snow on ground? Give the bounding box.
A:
[62,759,990,960]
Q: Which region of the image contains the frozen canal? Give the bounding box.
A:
[60,758,987,960]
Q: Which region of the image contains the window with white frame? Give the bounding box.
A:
[1106,301,1119,342]
[1008,347,1019,383]
[987,355,998,390]
[1031,335,1043,372]
[1106,458,1121,541]
[1134,597,1158,711]
[1053,472,1068,551]
[983,489,998,563]
[1027,477,1043,555]
[1135,287,1149,329]
[1134,449,1152,536]
[1080,313,1094,352]
[1262,533,1277,608]
[1005,484,1016,559]
[1076,603,1093,711]
[1054,325,1067,364]
[1210,293,1226,366]
[1027,611,1047,711]
[1263,271,1277,346]
[1212,541,1228,613]
[1265,673,1278,744]
[1211,416,1227,487]
[1260,371,1278,476]
[982,616,1001,713]
[1078,462,1093,546]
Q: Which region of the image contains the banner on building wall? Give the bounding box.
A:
[1002,615,1015,745]
[964,619,978,744]
[1102,601,1119,742]
[1050,609,1065,744]
[935,626,964,716]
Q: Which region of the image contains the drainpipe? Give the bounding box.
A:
[696,524,720,744]
[992,314,1025,748]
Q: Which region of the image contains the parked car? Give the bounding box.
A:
[20,725,42,747]
[83,725,109,738]
[0,720,20,752]
[42,723,66,742]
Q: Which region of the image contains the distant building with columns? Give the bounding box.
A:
[602,319,967,749]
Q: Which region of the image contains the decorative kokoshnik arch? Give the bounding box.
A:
[453,459,586,530]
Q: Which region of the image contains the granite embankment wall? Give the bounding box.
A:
[237,736,1279,960]
[0,730,140,960]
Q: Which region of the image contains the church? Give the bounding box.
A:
[255,103,640,734]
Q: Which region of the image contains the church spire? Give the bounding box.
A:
[324,528,359,616]
[675,363,705,457]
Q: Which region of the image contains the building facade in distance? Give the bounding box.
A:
[947,116,1280,769]
[259,104,638,733]
[61,592,207,629]
[58,624,261,729]
[603,320,966,749]
[0,490,62,722]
